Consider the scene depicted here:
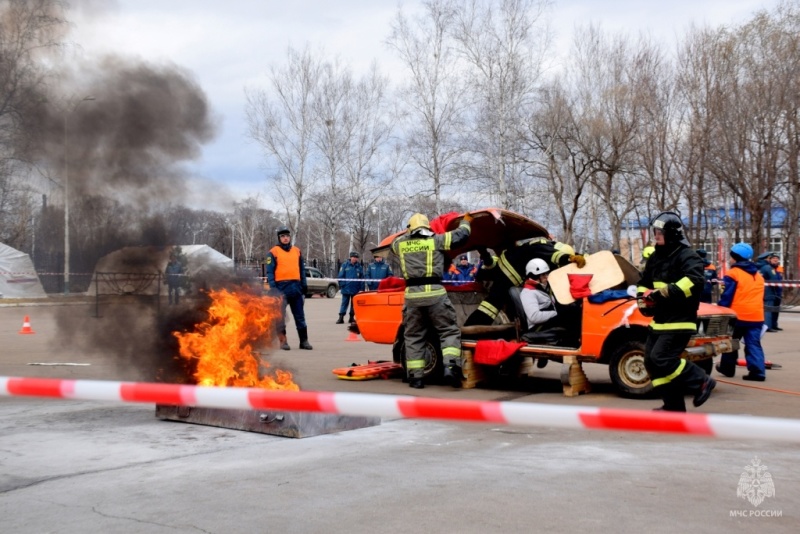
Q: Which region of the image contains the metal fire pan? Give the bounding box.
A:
[155,405,380,438]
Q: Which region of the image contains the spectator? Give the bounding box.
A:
[716,243,766,381]
[366,254,393,291]
[337,252,364,324]
[446,254,477,286]
[773,262,784,331]
[757,252,781,332]
[696,249,717,303]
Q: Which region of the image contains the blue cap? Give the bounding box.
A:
[730,243,753,261]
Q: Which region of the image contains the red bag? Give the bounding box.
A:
[473,340,526,365]
[568,273,593,299]
[429,212,460,234]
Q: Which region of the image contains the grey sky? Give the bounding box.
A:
[69,0,779,210]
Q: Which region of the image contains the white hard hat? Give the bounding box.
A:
[525,258,550,276]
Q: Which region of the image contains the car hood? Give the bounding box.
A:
[372,208,550,260]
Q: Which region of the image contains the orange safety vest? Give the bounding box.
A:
[270,246,302,282]
[726,267,765,322]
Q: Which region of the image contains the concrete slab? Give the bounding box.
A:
[1,297,799,532]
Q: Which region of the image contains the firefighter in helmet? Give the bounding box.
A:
[637,211,714,411]
[264,225,313,350]
[464,237,586,326]
[391,212,472,389]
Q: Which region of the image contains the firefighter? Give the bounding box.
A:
[637,212,714,411]
[464,237,586,326]
[696,249,717,303]
[391,212,472,389]
[264,226,313,350]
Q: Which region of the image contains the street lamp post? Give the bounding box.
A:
[63,96,95,294]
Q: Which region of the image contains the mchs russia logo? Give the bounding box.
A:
[737,457,775,508]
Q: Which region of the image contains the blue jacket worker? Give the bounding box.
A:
[757,252,782,332]
[337,252,364,324]
[446,254,477,285]
[366,254,393,290]
[265,226,312,350]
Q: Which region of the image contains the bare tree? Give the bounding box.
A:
[452,0,550,210]
[245,45,322,238]
[0,0,67,249]
[387,0,468,214]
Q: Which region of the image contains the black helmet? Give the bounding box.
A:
[651,212,689,246]
[276,225,291,237]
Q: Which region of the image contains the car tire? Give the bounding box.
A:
[326,285,338,299]
[609,340,655,398]
[392,325,443,382]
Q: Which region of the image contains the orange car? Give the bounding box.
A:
[353,209,738,397]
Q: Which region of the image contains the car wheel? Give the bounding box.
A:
[392,325,443,382]
[326,285,337,298]
[609,340,654,398]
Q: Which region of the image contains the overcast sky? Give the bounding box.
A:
[69,0,779,210]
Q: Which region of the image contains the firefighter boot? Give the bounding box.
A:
[279,331,290,351]
[336,314,345,324]
[442,365,463,388]
[409,376,424,389]
[298,327,313,350]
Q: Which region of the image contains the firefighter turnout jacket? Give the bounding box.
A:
[391,220,472,306]
[638,243,704,333]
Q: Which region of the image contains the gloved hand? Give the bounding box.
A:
[637,290,656,317]
[651,285,670,301]
[569,254,586,268]
[463,212,474,223]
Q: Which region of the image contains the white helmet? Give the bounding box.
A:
[525,258,550,276]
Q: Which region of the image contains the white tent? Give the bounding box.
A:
[88,245,233,296]
[0,243,47,299]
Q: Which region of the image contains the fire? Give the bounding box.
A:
[174,288,299,390]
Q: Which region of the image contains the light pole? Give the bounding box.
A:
[372,206,381,245]
[63,95,95,294]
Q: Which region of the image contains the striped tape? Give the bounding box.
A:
[1,376,799,443]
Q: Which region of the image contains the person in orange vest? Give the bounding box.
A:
[264,226,312,350]
[715,243,766,381]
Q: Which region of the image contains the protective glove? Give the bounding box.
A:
[463,212,474,223]
[637,290,656,317]
[651,285,671,301]
[569,254,586,268]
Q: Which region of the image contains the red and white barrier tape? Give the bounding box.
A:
[2,376,799,443]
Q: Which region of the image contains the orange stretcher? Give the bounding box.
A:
[332,361,404,380]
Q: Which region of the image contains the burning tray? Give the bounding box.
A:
[155,405,380,438]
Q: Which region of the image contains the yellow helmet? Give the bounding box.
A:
[407,213,430,232]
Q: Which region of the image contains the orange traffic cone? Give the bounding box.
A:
[346,329,361,342]
[18,315,35,335]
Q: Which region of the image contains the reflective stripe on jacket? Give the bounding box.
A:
[638,243,703,333]
[391,221,471,306]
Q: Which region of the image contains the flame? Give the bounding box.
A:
[174,288,299,390]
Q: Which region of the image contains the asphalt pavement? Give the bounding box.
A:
[1,295,798,533]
